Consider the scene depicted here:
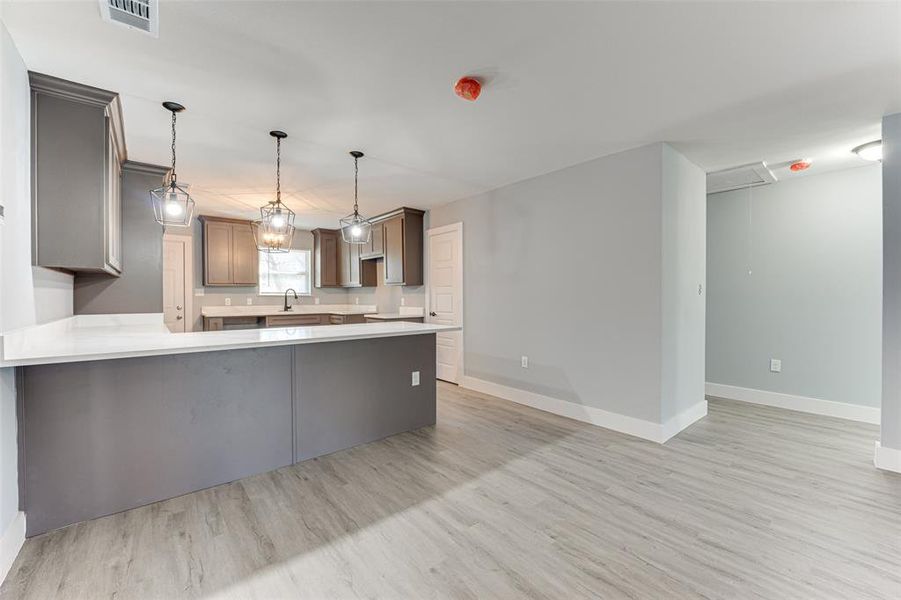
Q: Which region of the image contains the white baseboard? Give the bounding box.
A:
[705,382,880,424]
[0,511,25,586]
[460,376,706,444]
[874,441,901,473]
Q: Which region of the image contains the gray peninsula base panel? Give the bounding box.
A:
[19,334,437,536]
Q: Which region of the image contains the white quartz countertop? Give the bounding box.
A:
[201,304,377,317]
[1,313,460,367]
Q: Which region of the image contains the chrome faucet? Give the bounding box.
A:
[283,288,298,312]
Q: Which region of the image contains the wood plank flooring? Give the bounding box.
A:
[2,383,899,599]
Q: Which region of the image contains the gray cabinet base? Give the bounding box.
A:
[19,334,436,536]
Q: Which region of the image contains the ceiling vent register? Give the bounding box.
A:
[99,0,158,37]
[706,161,777,195]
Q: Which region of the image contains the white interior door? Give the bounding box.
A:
[427,223,463,383]
[163,237,187,332]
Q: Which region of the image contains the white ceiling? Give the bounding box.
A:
[3,1,900,228]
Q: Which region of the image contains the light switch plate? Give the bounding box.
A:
[314,297,320,305]
[194,289,205,297]
[521,356,529,369]
[246,297,253,305]
[412,371,420,386]
[401,297,406,306]
[770,358,782,373]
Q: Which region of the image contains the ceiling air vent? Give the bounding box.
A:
[706,162,777,195]
[99,0,159,37]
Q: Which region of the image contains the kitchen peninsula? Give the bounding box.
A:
[3,314,459,536]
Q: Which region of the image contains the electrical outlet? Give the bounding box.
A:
[246,297,253,305]
[401,297,406,306]
[770,358,782,373]
[411,371,420,386]
[355,297,359,305]
[521,356,529,369]
[314,297,320,305]
[224,297,231,306]
[194,288,205,297]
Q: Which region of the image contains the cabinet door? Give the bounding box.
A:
[371,223,384,257]
[348,241,361,286]
[104,120,122,273]
[205,221,233,285]
[337,238,350,286]
[361,223,384,259]
[231,223,258,285]
[320,233,339,287]
[383,216,405,285]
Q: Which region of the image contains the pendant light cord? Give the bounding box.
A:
[170,110,177,184]
[353,154,359,216]
[275,136,281,205]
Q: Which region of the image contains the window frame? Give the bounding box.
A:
[257,248,313,296]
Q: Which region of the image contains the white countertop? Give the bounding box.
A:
[1,313,460,367]
[201,304,378,318]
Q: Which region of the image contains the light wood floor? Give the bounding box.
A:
[2,383,900,599]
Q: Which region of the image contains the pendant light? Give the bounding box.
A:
[252,131,296,253]
[150,102,195,227]
[340,151,372,244]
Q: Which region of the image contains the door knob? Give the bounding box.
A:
[176,315,183,320]
[176,305,182,310]
[429,311,437,317]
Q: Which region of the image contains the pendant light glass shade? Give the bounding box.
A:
[253,131,296,253]
[341,151,372,244]
[150,102,195,227]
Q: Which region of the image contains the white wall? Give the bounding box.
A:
[706,165,882,408]
[429,143,706,427]
[0,17,73,570]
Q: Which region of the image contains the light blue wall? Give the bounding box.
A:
[707,164,882,407]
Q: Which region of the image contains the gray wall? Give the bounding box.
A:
[707,165,882,408]
[660,144,707,421]
[429,142,706,424]
[882,113,901,451]
[74,162,168,314]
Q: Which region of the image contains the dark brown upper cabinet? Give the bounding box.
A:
[30,72,127,275]
[315,228,376,288]
[379,207,424,286]
[359,222,384,259]
[200,216,258,286]
[313,228,340,288]
[338,237,377,288]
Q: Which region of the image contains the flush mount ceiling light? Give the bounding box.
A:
[252,131,296,253]
[852,140,883,162]
[340,151,372,245]
[150,102,195,227]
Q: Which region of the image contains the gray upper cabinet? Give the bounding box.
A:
[30,72,127,275]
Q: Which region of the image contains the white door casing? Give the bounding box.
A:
[426,222,463,383]
[163,234,192,333]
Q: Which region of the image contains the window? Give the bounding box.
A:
[258,249,311,295]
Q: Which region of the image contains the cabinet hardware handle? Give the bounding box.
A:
[176,315,183,320]
[176,306,182,310]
